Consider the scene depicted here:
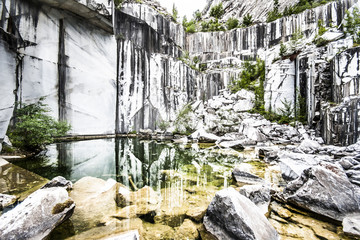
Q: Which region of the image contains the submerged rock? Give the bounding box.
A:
[0,187,75,240]
[143,222,175,239]
[175,219,199,240]
[203,188,278,240]
[69,177,118,231]
[186,206,207,222]
[283,162,360,221]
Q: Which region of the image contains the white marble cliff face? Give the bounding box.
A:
[0,0,359,146]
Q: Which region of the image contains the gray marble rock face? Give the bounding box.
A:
[204,187,279,240]
[283,162,360,221]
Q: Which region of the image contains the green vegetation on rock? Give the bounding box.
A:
[173,104,194,135]
[267,0,335,23]
[210,3,225,19]
[226,18,239,30]
[7,98,71,152]
[229,59,265,112]
[242,14,254,27]
[345,7,360,44]
[230,59,306,124]
[172,4,179,23]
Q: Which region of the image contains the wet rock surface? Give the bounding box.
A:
[204,187,279,240]
[0,193,17,210]
[0,187,75,240]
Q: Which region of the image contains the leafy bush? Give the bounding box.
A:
[314,37,329,47]
[172,4,179,22]
[210,3,225,19]
[8,98,71,152]
[174,104,194,135]
[114,0,123,7]
[229,59,265,111]
[267,0,334,23]
[279,41,287,57]
[201,19,225,32]
[317,19,327,36]
[242,14,254,27]
[227,17,239,30]
[186,24,196,33]
[267,0,281,22]
[290,28,304,51]
[344,7,360,44]
[183,17,197,33]
[277,99,294,124]
[194,10,202,21]
[157,120,170,131]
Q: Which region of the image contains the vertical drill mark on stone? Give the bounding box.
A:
[115,39,120,134]
[58,18,67,121]
[13,53,23,125]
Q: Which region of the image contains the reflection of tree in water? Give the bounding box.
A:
[12,145,72,181]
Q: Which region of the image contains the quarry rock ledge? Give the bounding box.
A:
[36,0,113,33]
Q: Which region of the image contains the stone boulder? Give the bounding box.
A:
[0,193,17,210]
[190,128,220,143]
[277,151,332,181]
[203,188,279,240]
[114,186,159,220]
[239,185,271,215]
[219,140,244,150]
[41,176,73,190]
[0,187,75,240]
[232,167,265,186]
[175,219,199,240]
[69,177,118,231]
[283,162,360,221]
[298,139,321,153]
[116,186,131,207]
[186,206,207,222]
[239,123,267,142]
[343,215,360,237]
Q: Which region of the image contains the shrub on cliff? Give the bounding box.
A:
[345,7,360,44]
[227,18,239,30]
[242,14,253,27]
[229,59,265,112]
[210,3,224,19]
[8,98,71,152]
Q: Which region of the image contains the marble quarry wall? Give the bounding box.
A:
[0,0,359,146]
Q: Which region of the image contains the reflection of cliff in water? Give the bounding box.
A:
[15,138,240,190]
